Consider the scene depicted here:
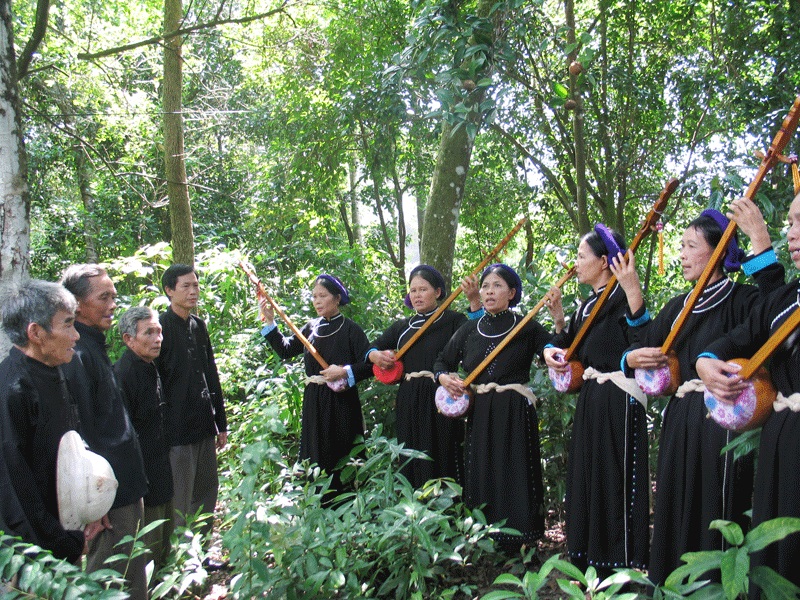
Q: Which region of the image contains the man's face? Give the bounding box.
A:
[76,274,117,331]
[36,309,80,367]
[167,272,199,313]
[124,314,163,362]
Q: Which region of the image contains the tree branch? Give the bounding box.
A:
[16,0,50,79]
[76,3,293,60]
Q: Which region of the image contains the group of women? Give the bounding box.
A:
[255,192,800,595]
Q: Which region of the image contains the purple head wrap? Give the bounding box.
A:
[593,223,626,257]
[699,209,745,272]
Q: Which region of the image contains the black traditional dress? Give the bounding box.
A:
[550,284,649,571]
[264,314,372,482]
[370,309,467,487]
[629,263,784,585]
[433,309,552,546]
[703,279,800,596]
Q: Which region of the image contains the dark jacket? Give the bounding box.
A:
[62,322,148,508]
[156,307,227,446]
[0,347,84,562]
[114,349,174,507]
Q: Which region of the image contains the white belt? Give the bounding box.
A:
[404,370,435,381]
[774,392,800,412]
[473,382,537,407]
[675,379,706,398]
[583,367,647,408]
[305,375,328,385]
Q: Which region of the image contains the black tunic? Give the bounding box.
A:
[550,284,649,570]
[114,349,174,507]
[629,265,784,585]
[156,307,227,446]
[433,309,552,545]
[703,279,800,595]
[264,314,372,477]
[62,322,148,508]
[0,348,84,562]
[370,309,467,487]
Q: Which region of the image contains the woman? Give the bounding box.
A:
[433,263,559,550]
[259,274,372,493]
[543,226,649,574]
[623,203,783,585]
[697,193,800,597]
[367,265,481,488]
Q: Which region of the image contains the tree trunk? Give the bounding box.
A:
[565,0,590,235]
[163,0,195,265]
[0,0,30,357]
[420,119,476,287]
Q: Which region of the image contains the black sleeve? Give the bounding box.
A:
[1,387,84,563]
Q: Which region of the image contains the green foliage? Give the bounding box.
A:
[223,427,503,599]
[661,518,800,599]
[0,536,126,599]
[484,555,643,600]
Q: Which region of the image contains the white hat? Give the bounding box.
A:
[57,430,118,530]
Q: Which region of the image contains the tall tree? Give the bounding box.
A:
[163,0,195,265]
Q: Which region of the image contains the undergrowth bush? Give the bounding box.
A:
[222,428,504,599]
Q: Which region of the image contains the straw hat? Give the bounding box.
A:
[56,431,118,530]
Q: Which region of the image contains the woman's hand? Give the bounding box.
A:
[543,346,568,372]
[696,357,748,403]
[368,349,396,370]
[609,251,644,314]
[728,197,771,255]
[258,295,275,325]
[320,364,347,383]
[626,347,670,369]
[438,373,466,398]
[461,275,481,312]
[544,286,566,332]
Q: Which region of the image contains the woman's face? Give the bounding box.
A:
[312,283,340,319]
[480,272,515,314]
[408,275,440,313]
[787,196,800,270]
[575,239,608,290]
[680,226,716,282]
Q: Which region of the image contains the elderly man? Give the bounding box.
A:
[60,264,149,600]
[114,307,174,571]
[155,264,227,548]
[0,280,85,563]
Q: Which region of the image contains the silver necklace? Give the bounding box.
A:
[310,314,344,338]
[477,311,517,338]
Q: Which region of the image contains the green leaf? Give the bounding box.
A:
[749,565,800,599]
[709,520,744,546]
[552,82,570,99]
[719,548,747,600]
[744,517,800,552]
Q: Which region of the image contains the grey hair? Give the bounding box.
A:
[1,279,78,347]
[118,306,159,339]
[60,264,108,300]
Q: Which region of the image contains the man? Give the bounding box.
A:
[0,280,85,563]
[60,264,149,600]
[115,307,174,571]
[155,264,227,542]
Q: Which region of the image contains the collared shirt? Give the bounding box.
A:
[62,322,148,508]
[114,349,174,506]
[156,307,227,446]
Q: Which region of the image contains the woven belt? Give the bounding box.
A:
[583,367,647,408]
[305,375,328,385]
[404,370,435,381]
[774,391,800,412]
[675,378,705,398]
[473,382,537,406]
